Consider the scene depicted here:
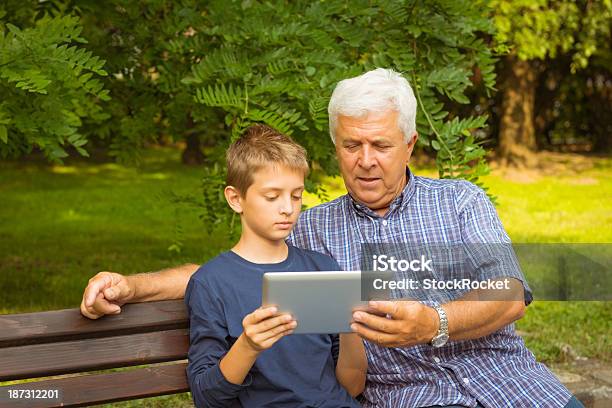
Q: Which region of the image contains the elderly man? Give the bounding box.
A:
[81,68,581,408]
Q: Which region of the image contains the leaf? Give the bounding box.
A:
[75,146,89,157]
[305,66,316,76]
[0,126,7,143]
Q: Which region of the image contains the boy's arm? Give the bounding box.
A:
[81,264,198,319]
[219,307,296,384]
[188,277,296,407]
[335,333,367,397]
[187,278,249,407]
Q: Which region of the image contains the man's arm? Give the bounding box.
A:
[439,278,526,341]
[80,263,198,319]
[350,277,526,348]
[351,184,529,347]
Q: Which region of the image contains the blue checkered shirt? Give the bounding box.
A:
[287,169,572,408]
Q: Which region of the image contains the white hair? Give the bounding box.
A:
[328,68,417,144]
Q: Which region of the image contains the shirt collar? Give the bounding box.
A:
[348,167,416,218]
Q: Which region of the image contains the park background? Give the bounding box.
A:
[1,1,610,406]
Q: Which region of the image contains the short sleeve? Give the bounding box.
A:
[459,188,533,306]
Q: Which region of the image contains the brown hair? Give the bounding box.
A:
[226,124,309,195]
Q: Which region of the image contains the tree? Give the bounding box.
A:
[2,0,499,237]
[78,0,219,165]
[533,53,611,153]
[0,2,109,162]
[493,0,612,167]
[171,0,499,236]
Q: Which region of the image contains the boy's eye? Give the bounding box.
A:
[265,196,278,201]
[292,195,302,201]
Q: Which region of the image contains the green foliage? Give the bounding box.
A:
[182,0,497,225]
[2,0,498,235]
[0,8,109,162]
[493,0,612,72]
[76,0,214,164]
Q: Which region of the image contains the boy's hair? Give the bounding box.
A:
[226,124,309,195]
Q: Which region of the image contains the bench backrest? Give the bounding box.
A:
[0,300,190,407]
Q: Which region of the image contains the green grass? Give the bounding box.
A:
[481,162,612,363]
[1,149,610,406]
[0,148,228,313]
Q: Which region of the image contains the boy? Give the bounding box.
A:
[186,124,367,407]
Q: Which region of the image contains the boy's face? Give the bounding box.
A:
[233,164,304,242]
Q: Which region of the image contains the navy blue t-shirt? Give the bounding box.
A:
[185,244,360,408]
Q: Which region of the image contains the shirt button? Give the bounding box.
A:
[382,220,388,226]
[462,378,470,384]
[433,357,441,363]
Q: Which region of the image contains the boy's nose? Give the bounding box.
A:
[279,198,294,215]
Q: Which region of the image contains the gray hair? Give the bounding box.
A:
[328,68,417,144]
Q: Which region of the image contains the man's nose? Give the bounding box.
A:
[358,145,376,169]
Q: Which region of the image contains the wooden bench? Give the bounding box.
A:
[0,300,190,407]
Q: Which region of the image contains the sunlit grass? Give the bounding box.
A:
[0,149,223,312]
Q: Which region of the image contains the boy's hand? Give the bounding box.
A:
[240,306,296,352]
[219,306,296,386]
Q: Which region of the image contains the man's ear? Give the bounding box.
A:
[224,185,243,214]
[406,131,418,157]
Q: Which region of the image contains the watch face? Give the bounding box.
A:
[432,333,449,347]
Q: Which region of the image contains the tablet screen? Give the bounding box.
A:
[262,271,367,334]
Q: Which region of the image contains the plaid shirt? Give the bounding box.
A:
[287,169,572,408]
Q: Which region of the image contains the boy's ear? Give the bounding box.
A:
[224,185,243,214]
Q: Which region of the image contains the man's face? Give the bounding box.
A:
[334,110,417,216]
[238,164,304,242]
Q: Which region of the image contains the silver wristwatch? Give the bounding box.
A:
[429,302,449,348]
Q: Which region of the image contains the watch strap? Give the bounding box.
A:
[430,302,449,346]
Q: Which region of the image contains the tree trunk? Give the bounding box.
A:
[181,115,204,165]
[498,55,539,168]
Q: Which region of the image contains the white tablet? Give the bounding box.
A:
[262,271,368,334]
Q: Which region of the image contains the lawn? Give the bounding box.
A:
[1,149,610,406]
[0,149,220,313]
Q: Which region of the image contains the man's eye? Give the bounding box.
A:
[345,144,359,150]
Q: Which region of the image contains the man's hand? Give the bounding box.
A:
[350,300,438,348]
[80,271,135,319]
[240,306,297,352]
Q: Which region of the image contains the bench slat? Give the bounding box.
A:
[0,300,188,348]
[0,329,189,381]
[0,362,189,408]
